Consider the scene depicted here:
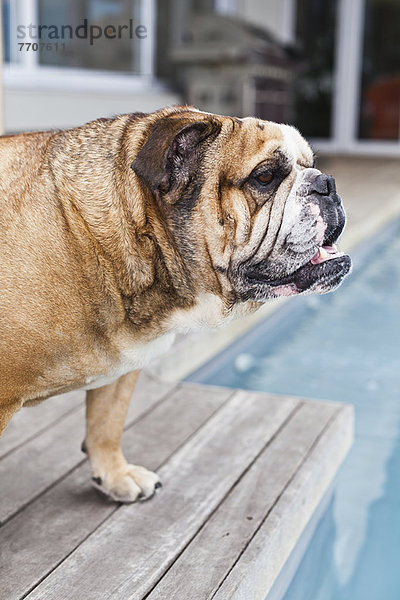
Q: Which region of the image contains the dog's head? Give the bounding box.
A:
[131,107,351,306]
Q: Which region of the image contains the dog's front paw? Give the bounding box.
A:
[91,464,162,503]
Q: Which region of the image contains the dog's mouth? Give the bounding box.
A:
[271,243,352,294]
[244,241,352,298]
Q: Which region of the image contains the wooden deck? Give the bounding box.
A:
[0,372,353,600]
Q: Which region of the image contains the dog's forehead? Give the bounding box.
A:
[279,123,314,165]
[218,117,312,177]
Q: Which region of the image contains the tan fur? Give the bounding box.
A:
[0,106,314,501]
[85,370,160,501]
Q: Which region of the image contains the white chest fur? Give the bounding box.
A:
[168,293,228,331]
[83,332,176,390]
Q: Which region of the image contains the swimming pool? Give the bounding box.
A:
[187,219,400,600]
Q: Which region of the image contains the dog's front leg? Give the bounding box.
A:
[84,371,161,503]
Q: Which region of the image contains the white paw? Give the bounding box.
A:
[91,464,162,503]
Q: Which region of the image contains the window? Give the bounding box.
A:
[3,0,154,77]
[2,0,11,62]
[358,0,400,141]
[36,0,142,72]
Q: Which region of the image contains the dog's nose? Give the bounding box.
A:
[310,174,341,204]
[310,174,336,196]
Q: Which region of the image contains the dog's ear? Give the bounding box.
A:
[131,117,221,203]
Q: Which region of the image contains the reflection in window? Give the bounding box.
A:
[38,0,142,72]
[2,0,144,73]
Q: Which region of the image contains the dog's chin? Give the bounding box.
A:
[242,248,352,301]
[274,253,353,296]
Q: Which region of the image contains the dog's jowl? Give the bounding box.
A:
[0,106,351,502]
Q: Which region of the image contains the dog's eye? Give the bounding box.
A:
[255,171,274,185]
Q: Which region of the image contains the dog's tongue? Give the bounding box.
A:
[310,245,342,265]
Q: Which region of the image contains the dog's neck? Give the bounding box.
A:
[47,117,201,333]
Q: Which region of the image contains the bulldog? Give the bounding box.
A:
[0,105,351,502]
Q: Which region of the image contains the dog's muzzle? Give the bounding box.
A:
[233,168,352,300]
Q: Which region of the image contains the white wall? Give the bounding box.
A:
[4,84,180,132]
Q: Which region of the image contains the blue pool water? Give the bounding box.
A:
[187,220,400,600]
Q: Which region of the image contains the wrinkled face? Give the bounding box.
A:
[132,108,352,305]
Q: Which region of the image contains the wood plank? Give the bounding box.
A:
[0,408,86,525]
[124,370,176,424]
[211,403,354,600]
[25,390,298,600]
[145,400,340,600]
[0,372,174,524]
[123,381,233,467]
[0,391,83,459]
[0,383,232,600]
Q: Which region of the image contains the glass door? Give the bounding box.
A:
[311,0,400,154]
[294,0,339,139]
[358,0,400,141]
